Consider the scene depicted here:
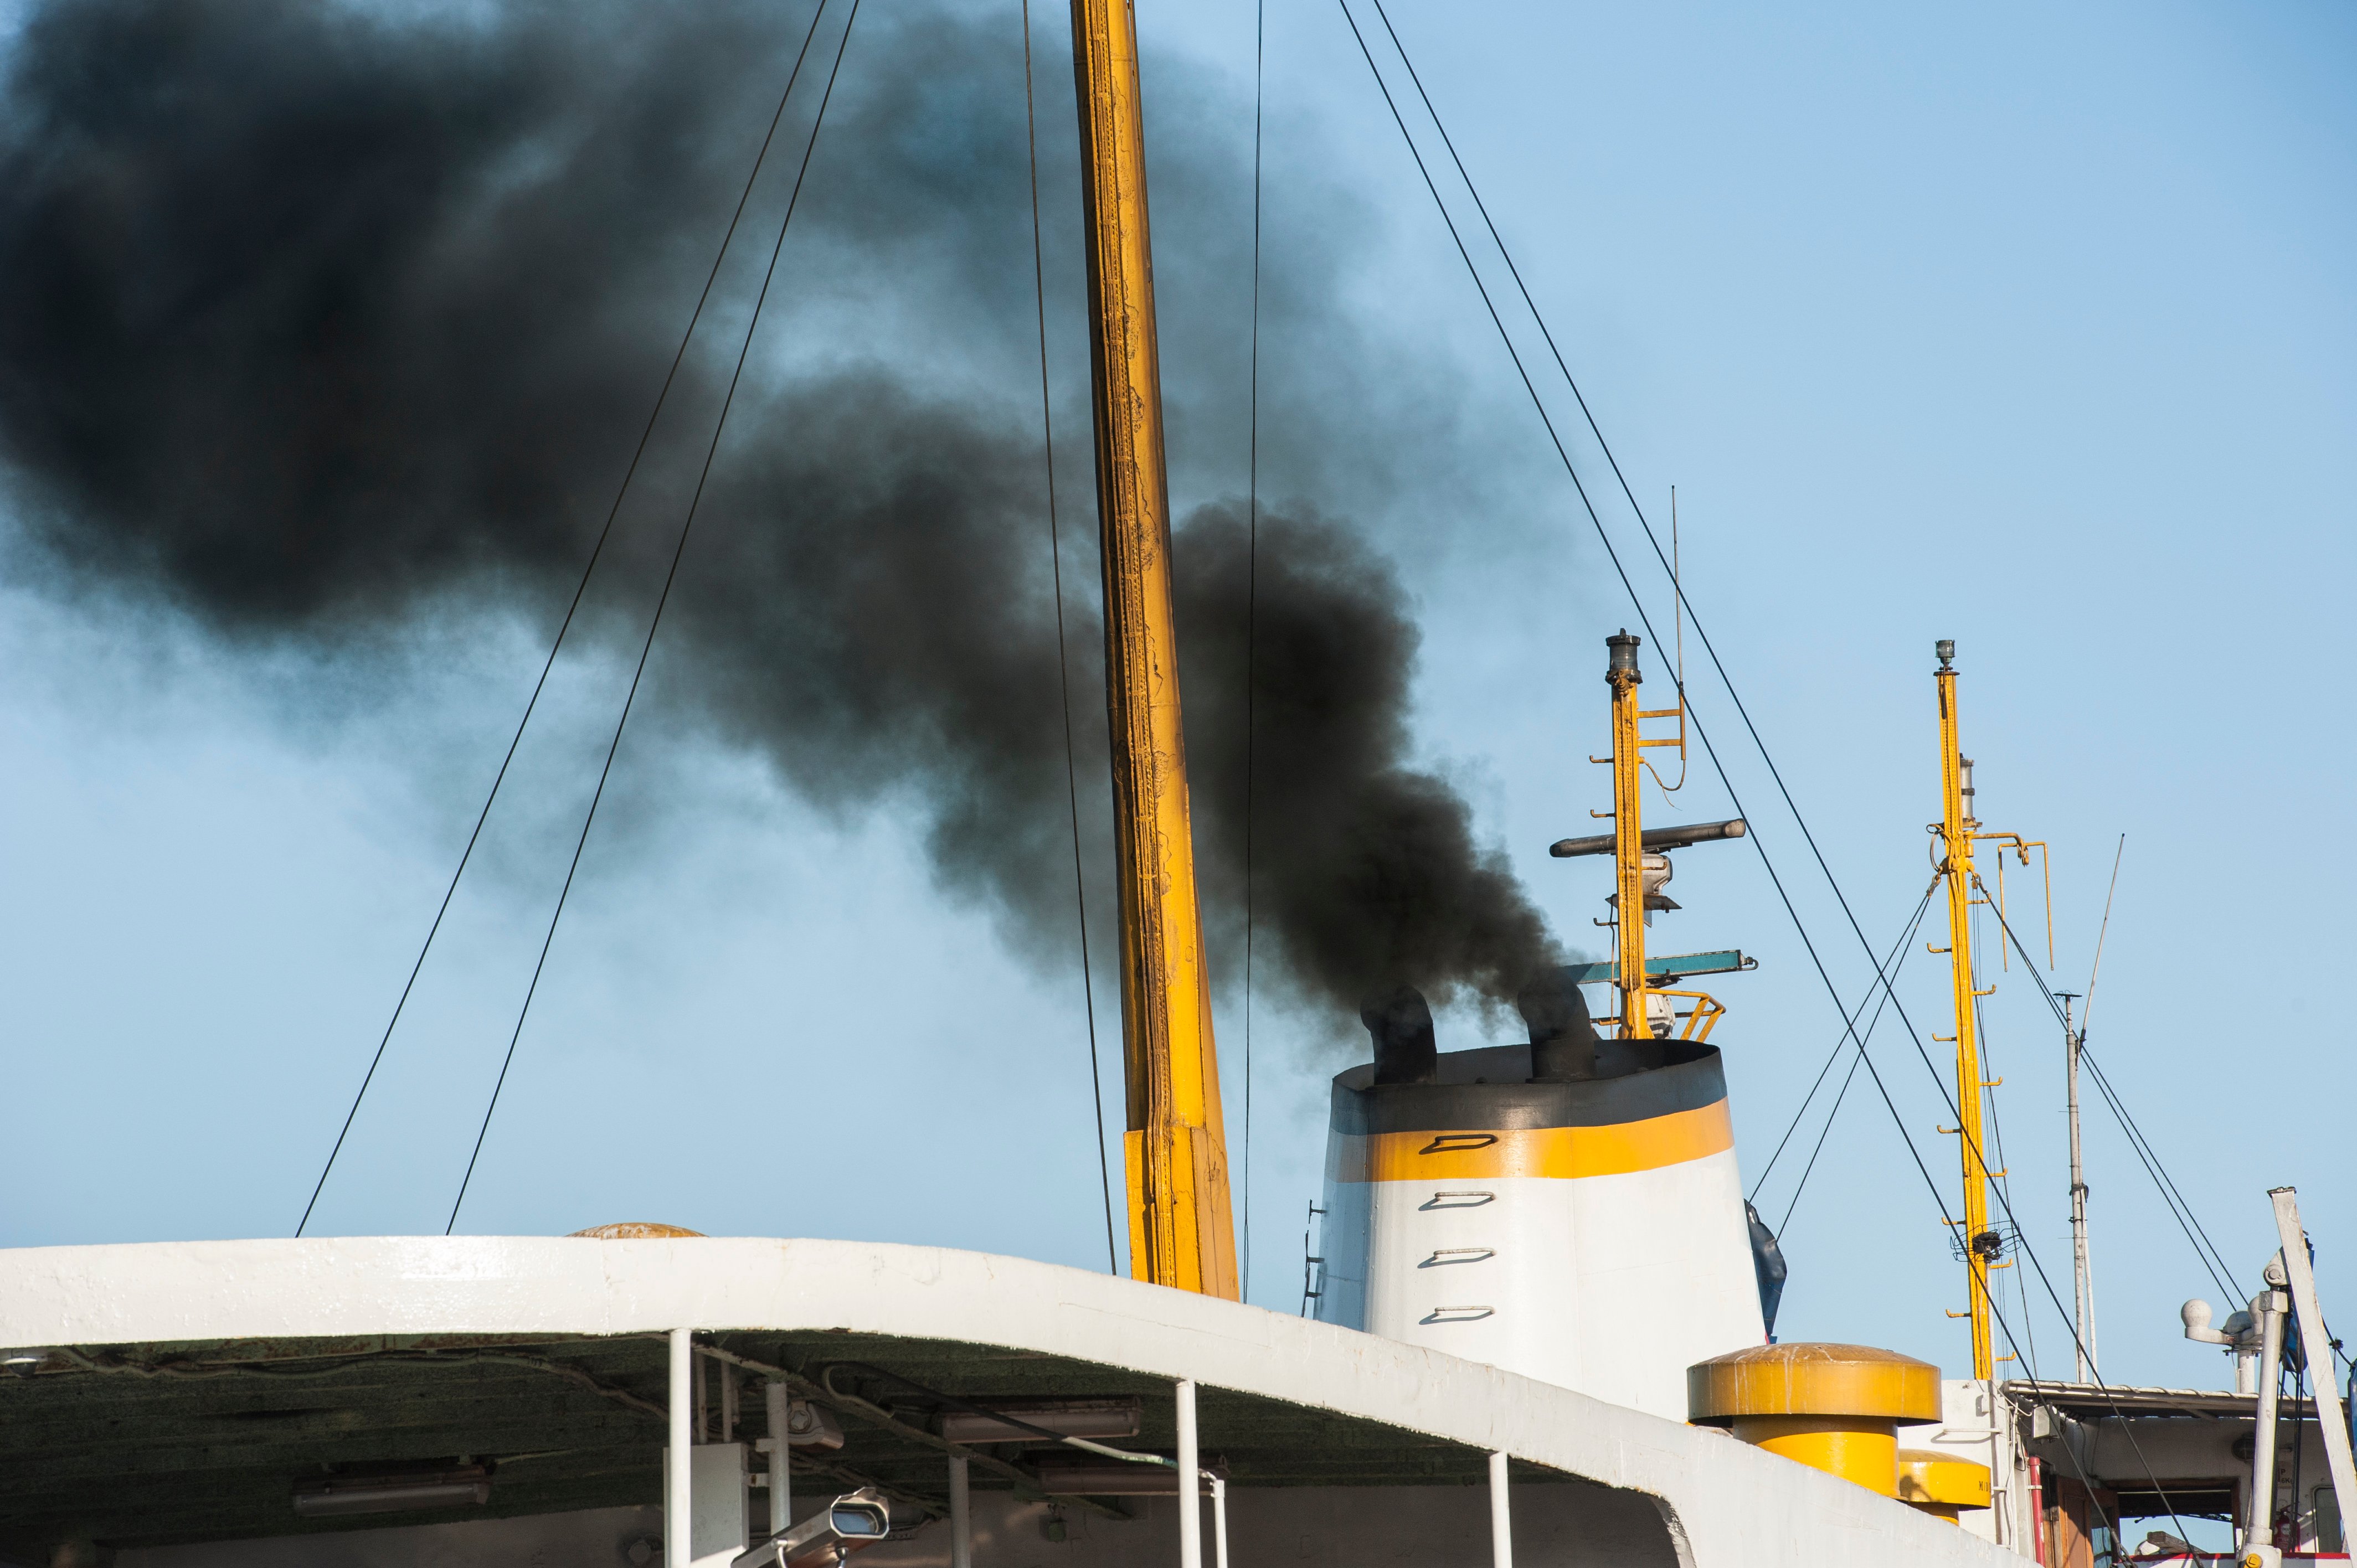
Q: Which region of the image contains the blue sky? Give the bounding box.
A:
[1,0,2351,1442]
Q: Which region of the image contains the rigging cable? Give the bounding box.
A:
[294,0,838,1237]
[1241,0,1267,1306]
[1359,0,2240,1385]
[1020,0,1118,1276]
[1336,0,1948,1267]
[1339,14,2197,1537]
[1972,979,2040,1380]
[444,0,866,1233]
[1749,879,1934,1203]
[1363,0,2236,1352]
[1975,879,2240,1302]
[1776,890,1931,1237]
[1362,0,1955,1056]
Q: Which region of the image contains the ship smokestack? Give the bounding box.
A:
[1519,969,1601,1082]
[1360,987,1438,1085]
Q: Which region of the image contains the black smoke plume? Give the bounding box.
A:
[0,0,1558,1017]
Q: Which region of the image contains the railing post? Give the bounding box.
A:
[1176,1379,1201,1568]
[765,1378,792,1535]
[668,1329,693,1568]
[949,1453,972,1568]
[1489,1450,1514,1568]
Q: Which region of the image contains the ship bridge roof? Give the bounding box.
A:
[0,1236,2013,1566]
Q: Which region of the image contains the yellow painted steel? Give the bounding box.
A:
[1607,636,1648,1040]
[1934,656,1994,1379]
[1329,1100,1735,1183]
[1071,0,1237,1301]
[1735,1417,1902,1496]
[1897,1449,1994,1522]
[1688,1342,1943,1497]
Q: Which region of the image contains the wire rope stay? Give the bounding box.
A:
[1018,0,1118,1278]
[1241,0,1268,1307]
[1360,2,2238,1397]
[1338,12,2202,1542]
[1749,879,1936,1204]
[295,0,841,1239]
[444,0,867,1234]
[1777,890,1933,1238]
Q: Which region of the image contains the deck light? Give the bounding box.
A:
[2,1347,56,1378]
[732,1487,892,1567]
[1936,639,1955,668]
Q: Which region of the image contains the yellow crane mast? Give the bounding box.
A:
[1932,640,1997,1380]
[1069,0,1237,1299]
[1931,639,2049,1381]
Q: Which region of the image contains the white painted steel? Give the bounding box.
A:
[1920,1380,2026,1551]
[1176,1378,1201,1568]
[1489,1450,1512,1568]
[1209,1476,1229,1568]
[0,1235,2014,1568]
[949,1454,971,1568]
[2252,1288,2288,1553]
[662,1445,749,1567]
[1322,1149,1763,1421]
[668,1329,692,1568]
[765,1380,792,1534]
[2272,1189,2357,1543]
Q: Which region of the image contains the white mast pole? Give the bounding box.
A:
[2061,994,2095,1382]
[2246,1267,2288,1554]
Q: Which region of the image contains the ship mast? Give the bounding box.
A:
[1607,633,1650,1038]
[1069,0,1238,1298]
[1932,638,1995,1381]
[2058,992,2096,1381]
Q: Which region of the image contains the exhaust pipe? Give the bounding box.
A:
[1360,986,1437,1085]
[1519,969,1601,1082]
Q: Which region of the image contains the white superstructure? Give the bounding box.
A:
[0,1234,2013,1567]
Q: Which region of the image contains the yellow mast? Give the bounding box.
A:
[1607,633,1649,1038]
[1069,0,1237,1299]
[1933,639,1995,1380]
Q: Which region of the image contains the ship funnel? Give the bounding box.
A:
[1360,986,1438,1085]
[1518,970,1601,1081]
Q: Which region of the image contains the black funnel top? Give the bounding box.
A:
[1519,969,1602,1081]
[1360,986,1437,1085]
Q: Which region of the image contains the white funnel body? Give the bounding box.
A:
[1314,1041,1765,1422]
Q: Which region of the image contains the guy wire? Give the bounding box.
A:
[1342,17,2195,1536]
[445,0,865,1233]
[295,0,837,1238]
[1021,0,1118,1276]
[1241,0,1267,1306]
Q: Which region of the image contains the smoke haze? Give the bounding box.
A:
[0,0,1560,1017]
